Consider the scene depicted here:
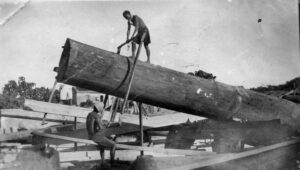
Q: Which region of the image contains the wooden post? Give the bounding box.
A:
[111,98,121,122]
[0,109,2,128]
[74,116,77,151]
[74,142,78,151]
[42,80,57,125]
[139,102,144,156]
[103,94,109,108]
[48,80,57,103]
[120,42,143,118]
[74,117,77,129]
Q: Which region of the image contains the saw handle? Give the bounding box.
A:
[117,39,131,54]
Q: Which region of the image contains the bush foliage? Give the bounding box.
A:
[1,76,59,109]
[251,77,300,93]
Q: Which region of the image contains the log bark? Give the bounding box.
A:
[56,38,300,130]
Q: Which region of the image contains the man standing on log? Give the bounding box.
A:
[119,10,151,63]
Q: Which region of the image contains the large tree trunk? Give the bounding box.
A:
[56,38,300,130]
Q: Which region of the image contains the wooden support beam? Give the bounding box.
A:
[165,137,300,170]
[31,131,213,156]
[24,99,203,128]
[1,113,75,124]
[0,109,2,128]
[56,38,300,130]
[139,103,144,156]
[42,80,58,125]
[120,42,143,118]
[130,137,300,170]
[0,123,82,142]
[25,99,91,118]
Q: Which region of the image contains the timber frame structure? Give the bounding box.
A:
[1,38,300,170]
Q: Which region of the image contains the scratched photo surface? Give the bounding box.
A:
[0,0,299,89]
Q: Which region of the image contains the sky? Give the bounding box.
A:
[0,0,299,91]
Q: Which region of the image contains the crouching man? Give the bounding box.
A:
[86,102,116,167]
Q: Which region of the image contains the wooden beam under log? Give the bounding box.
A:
[31,131,214,156]
[136,137,300,170]
[56,38,300,130]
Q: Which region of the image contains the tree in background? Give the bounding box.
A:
[0,94,23,109]
[1,76,58,109]
[3,76,51,101]
[2,80,18,97]
[251,77,300,93]
[17,76,36,98]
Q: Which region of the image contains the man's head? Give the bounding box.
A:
[94,101,104,113]
[123,10,131,20]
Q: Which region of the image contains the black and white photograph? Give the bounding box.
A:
[0,0,300,169]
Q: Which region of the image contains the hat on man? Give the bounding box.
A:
[94,101,104,112]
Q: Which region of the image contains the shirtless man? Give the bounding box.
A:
[86,102,116,166]
[119,10,151,63]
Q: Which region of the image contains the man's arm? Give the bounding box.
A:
[117,20,136,51]
[130,24,139,40]
[126,21,131,41]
